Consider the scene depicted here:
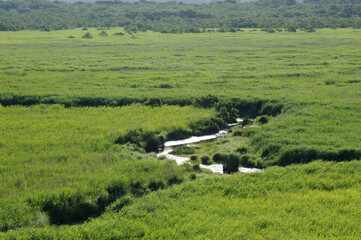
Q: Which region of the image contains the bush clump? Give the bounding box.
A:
[201,155,211,164]
[114,128,164,153]
[148,180,165,191]
[257,115,269,124]
[190,117,225,136]
[240,154,255,168]
[193,164,201,172]
[167,175,183,186]
[277,147,361,166]
[144,97,162,106]
[82,32,93,39]
[287,26,297,32]
[98,31,108,36]
[193,95,218,108]
[34,191,99,225]
[261,144,281,159]
[212,153,223,163]
[166,128,192,141]
[223,153,240,174]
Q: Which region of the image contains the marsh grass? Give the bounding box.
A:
[0,28,361,238]
[0,104,213,231]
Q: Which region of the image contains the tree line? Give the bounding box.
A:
[0,0,360,32]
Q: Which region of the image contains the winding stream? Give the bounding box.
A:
[157,119,262,174]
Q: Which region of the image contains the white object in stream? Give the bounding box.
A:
[157,128,262,174]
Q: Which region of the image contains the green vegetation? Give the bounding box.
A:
[0,28,359,108]
[4,161,361,239]
[0,27,360,238]
[0,27,360,165]
[0,104,213,231]
[1,0,361,32]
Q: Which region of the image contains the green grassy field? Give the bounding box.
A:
[0,28,360,238]
[0,104,213,231]
[0,28,360,105]
[4,161,361,239]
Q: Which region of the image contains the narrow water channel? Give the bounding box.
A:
[157,119,262,174]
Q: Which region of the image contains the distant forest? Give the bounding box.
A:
[0,0,361,32]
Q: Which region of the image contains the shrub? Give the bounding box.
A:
[67,35,75,38]
[114,32,125,36]
[167,175,183,185]
[240,154,254,168]
[190,118,224,136]
[223,154,240,174]
[193,95,218,108]
[216,105,238,123]
[115,129,164,153]
[82,32,93,39]
[106,181,126,198]
[123,128,144,145]
[190,174,197,180]
[193,164,201,172]
[41,192,99,225]
[261,144,281,158]
[190,155,198,161]
[148,180,165,191]
[258,115,269,124]
[287,26,296,32]
[277,148,361,166]
[212,153,222,163]
[98,31,108,36]
[201,155,210,164]
[278,147,317,166]
[213,153,228,163]
[166,128,192,141]
[144,135,161,153]
[144,97,162,106]
[260,102,284,116]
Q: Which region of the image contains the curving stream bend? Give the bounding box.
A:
[157,119,262,174]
